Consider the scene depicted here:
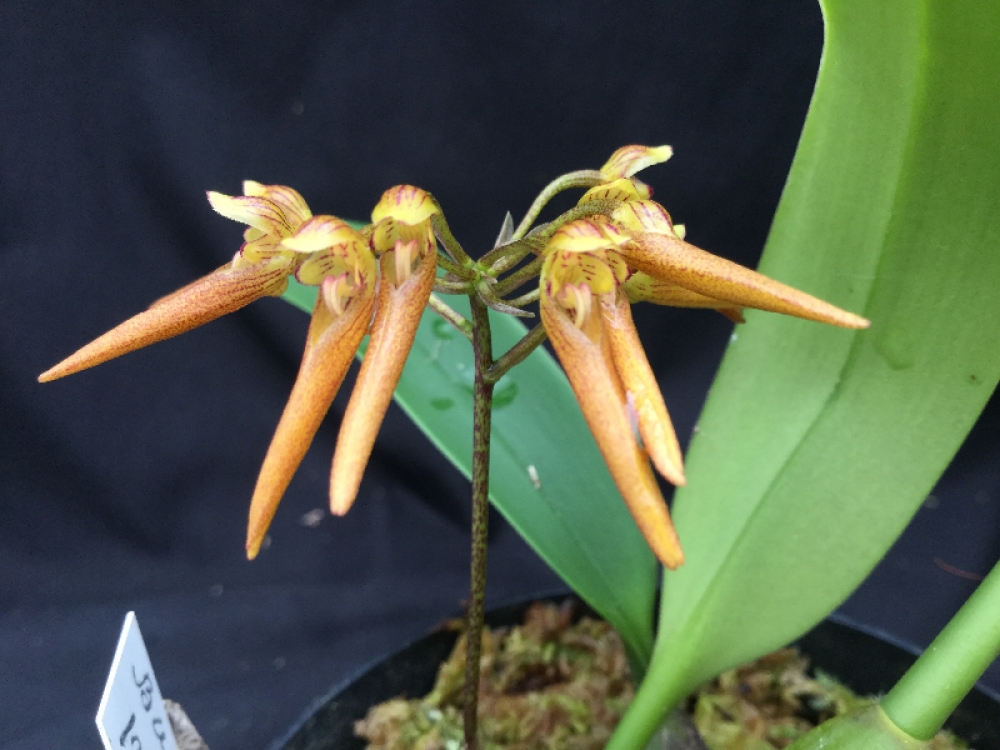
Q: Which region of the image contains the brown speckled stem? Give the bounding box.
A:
[463,294,494,750]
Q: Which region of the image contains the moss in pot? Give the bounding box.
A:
[38,2,1000,749]
[270,599,999,750]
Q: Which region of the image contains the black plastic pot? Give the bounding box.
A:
[269,598,1000,750]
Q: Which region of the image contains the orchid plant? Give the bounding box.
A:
[38,1,1000,749]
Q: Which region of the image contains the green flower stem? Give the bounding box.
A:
[463,293,495,750]
[483,242,534,275]
[881,557,1000,740]
[492,255,544,298]
[477,233,544,271]
[512,169,605,240]
[436,252,476,281]
[501,288,539,309]
[475,281,535,318]
[483,322,548,385]
[433,277,475,295]
[537,199,619,235]
[427,294,473,341]
[432,213,475,267]
[480,199,618,275]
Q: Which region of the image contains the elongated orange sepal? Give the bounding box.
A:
[329,246,437,514]
[622,271,745,323]
[624,232,870,329]
[245,283,375,559]
[38,264,289,382]
[541,289,684,569]
[601,291,686,487]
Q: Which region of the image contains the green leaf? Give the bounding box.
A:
[611,1,1000,746]
[282,279,657,663]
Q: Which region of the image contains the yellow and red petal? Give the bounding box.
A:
[600,145,673,180]
[624,232,871,329]
[207,192,295,238]
[369,186,441,256]
[579,178,646,206]
[245,279,375,559]
[237,233,287,268]
[371,185,440,227]
[242,181,312,227]
[328,242,437,515]
[547,219,631,256]
[540,287,684,569]
[371,217,436,257]
[611,200,679,236]
[38,263,289,383]
[600,291,686,486]
[605,249,631,285]
[281,215,362,254]
[294,228,376,289]
[545,248,619,300]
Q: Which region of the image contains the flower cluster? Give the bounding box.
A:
[534,145,868,568]
[39,146,868,569]
[40,181,441,559]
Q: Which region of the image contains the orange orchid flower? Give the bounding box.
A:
[38,181,311,382]
[612,199,746,323]
[244,216,377,558]
[540,219,686,569]
[580,145,870,328]
[38,180,444,560]
[610,197,869,328]
[538,185,871,567]
[38,149,870,573]
[327,185,440,518]
[244,186,440,557]
[580,151,746,323]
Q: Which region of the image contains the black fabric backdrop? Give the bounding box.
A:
[2,2,998,748]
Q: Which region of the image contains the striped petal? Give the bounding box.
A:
[242,181,312,227]
[611,199,679,236]
[207,192,295,238]
[600,144,673,180]
[281,215,361,254]
[371,217,435,258]
[579,178,646,205]
[547,218,631,255]
[601,290,685,486]
[329,242,437,514]
[245,279,376,559]
[38,263,288,382]
[624,232,871,329]
[540,284,684,569]
[370,184,440,226]
[293,222,376,289]
[369,185,441,256]
[238,232,287,267]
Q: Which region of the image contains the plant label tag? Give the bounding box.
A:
[96,612,178,750]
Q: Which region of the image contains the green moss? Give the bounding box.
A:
[355,604,967,750]
[356,602,632,750]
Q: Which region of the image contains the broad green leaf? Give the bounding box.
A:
[611,1,1000,746]
[282,279,657,662]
